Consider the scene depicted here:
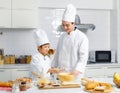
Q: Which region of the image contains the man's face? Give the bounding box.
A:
[62,20,75,33]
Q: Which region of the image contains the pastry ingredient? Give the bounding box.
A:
[85,81,98,90]
[58,72,75,82]
[0,81,13,87]
[81,78,112,91]
[113,72,120,87]
[16,77,32,83]
[37,78,49,85]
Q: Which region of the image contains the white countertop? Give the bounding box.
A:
[0,63,120,69]
[1,78,120,93]
[23,78,120,93]
[23,87,120,93]
[0,64,30,69]
[86,63,120,67]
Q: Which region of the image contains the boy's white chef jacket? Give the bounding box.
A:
[30,52,51,79]
[52,29,89,79]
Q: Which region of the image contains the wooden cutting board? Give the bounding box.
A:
[38,84,80,89]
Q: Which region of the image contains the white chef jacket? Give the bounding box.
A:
[52,28,89,79]
[30,52,51,80]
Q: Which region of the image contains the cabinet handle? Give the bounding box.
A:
[87,67,102,69]
[13,8,32,10]
[107,76,113,78]
[16,70,29,71]
[0,70,4,72]
[12,26,34,28]
[87,77,93,78]
[107,67,120,69]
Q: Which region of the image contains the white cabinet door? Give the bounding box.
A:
[12,0,38,9]
[12,68,30,80]
[11,0,38,28]
[0,0,11,8]
[12,10,38,28]
[86,64,120,78]
[0,0,38,28]
[0,0,11,28]
[105,66,120,78]
[85,67,105,78]
[0,69,12,81]
[0,9,11,28]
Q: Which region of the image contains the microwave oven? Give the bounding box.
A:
[88,50,116,63]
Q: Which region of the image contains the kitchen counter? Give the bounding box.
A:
[0,78,120,93]
[23,78,120,93]
[86,63,120,67]
[22,86,120,93]
[0,63,120,69]
[0,64,30,69]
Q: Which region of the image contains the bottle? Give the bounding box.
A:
[12,84,20,93]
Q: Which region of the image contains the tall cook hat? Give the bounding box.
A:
[62,4,76,22]
[34,29,50,46]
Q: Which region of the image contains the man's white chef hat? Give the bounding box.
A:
[62,4,76,22]
[34,29,50,46]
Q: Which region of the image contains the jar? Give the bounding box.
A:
[19,56,26,64]
[19,82,27,91]
[26,55,31,64]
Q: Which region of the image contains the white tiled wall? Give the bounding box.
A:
[0,8,111,56]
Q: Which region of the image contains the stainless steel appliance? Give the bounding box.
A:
[88,50,116,64]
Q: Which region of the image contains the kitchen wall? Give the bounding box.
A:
[0,29,37,56]
[38,0,113,9]
[38,8,111,50]
[0,0,114,56]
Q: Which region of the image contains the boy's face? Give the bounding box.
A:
[38,44,50,56]
[62,20,75,33]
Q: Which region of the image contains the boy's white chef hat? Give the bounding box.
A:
[34,29,50,46]
[62,4,76,22]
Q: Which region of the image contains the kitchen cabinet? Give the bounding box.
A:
[0,10,11,28]
[12,0,38,9]
[0,0,11,28]
[105,66,120,78]
[0,69,12,81]
[0,0,11,8]
[0,0,38,28]
[12,68,30,80]
[0,65,30,81]
[110,0,120,64]
[12,10,38,28]
[85,64,120,78]
[0,68,30,81]
[85,67,105,78]
[12,0,38,28]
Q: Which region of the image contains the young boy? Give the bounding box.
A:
[30,29,51,79]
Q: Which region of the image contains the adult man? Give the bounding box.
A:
[51,4,89,79]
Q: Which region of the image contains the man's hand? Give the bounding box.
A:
[47,68,65,73]
[71,70,82,76]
